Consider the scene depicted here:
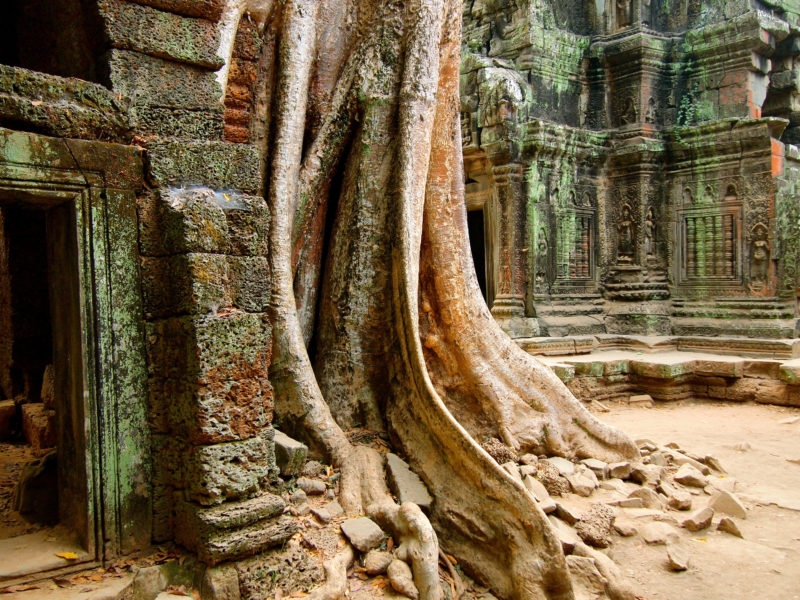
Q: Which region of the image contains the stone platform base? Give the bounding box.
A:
[531,345,800,408]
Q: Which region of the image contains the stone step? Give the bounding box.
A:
[671,318,798,339]
[670,306,795,319]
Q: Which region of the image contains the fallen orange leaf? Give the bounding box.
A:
[56,552,79,560]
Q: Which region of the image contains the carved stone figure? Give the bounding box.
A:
[618,203,635,261]
[644,207,655,257]
[535,227,550,289]
[750,223,770,292]
[645,97,657,124]
[616,0,632,29]
[620,96,638,124]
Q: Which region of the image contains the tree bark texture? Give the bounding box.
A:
[234,1,641,598]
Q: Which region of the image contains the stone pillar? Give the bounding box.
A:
[489,162,539,337]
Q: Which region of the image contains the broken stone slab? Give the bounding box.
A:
[519,464,537,477]
[709,490,747,519]
[674,464,708,488]
[386,453,433,511]
[706,476,737,494]
[628,487,663,509]
[548,514,580,554]
[364,550,393,575]
[21,403,56,451]
[566,472,597,497]
[607,462,632,480]
[538,496,557,514]
[658,481,692,511]
[629,464,663,485]
[575,504,615,548]
[681,506,714,532]
[273,430,308,477]
[717,516,743,538]
[666,543,690,571]
[703,455,727,474]
[296,477,326,495]
[0,399,14,440]
[665,450,711,475]
[608,496,644,509]
[629,394,654,407]
[290,503,310,517]
[566,555,608,597]
[310,507,331,524]
[640,521,680,545]
[613,519,637,537]
[542,456,576,477]
[599,478,630,495]
[290,489,307,505]
[341,517,384,552]
[554,501,582,525]
[301,460,327,478]
[646,451,667,466]
[519,453,539,466]
[325,500,344,519]
[387,559,419,599]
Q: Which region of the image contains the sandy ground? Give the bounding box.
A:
[603,400,800,600]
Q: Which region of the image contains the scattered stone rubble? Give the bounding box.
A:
[503,435,752,598]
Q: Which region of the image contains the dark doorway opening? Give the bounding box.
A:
[0,199,91,582]
[467,208,487,302]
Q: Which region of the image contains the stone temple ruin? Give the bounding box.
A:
[0,0,797,599]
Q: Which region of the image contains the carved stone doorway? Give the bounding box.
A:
[0,129,151,585]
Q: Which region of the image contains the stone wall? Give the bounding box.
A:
[461,0,800,340]
[0,0,283,566]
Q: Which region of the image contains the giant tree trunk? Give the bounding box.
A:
[231,1,641,599]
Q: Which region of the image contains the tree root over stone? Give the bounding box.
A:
[252,0,641,599]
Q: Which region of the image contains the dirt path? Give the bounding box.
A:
[603,400,800,600]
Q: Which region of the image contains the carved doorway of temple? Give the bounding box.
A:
[0,194,95,581]
[0,129,151,586]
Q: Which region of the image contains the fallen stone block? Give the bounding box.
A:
[658,481,692,511]
[325,500,344,519]
[629,464,663,485]
[640,521,679,545]
[310,507,331,524]
[273,430,308,476]
[709,490,747,519]
[580,458,607,480]
[666,543,689,571]
[341,517,384,552]
[681,507,713,532]
[717,516,743,538]
[674,463,708,488]
[386,453,433,511]
[608,462,632,479]
[566,472,597,497]
[628,487,663,509]
[575,504,615,548]
[629,394,654,407]
[21,403,56,451]
[613,519,637,537]
[548,515,580,554]
[543,456,576,476]
[566,555,607,597]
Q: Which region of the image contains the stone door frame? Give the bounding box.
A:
[0,128,151,560]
